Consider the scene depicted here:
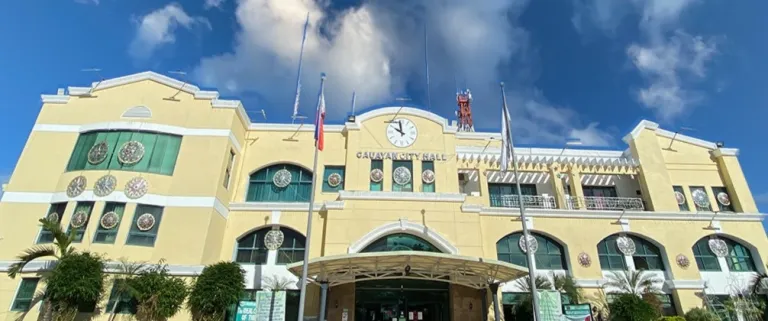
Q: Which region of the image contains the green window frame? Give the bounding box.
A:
[597,235,628,270]
[657,294,677,316]
[66,130,182,176]
[66,201,94,243]
[421,161,435,192]
[93,202,126,244]
[673,186,689,211]
[362,233,441,253]
[126,205,164,247]
[692,238,721,271]
[276,228,306,265]
[598,235,665,271]
[38,203,68,243]
[105,280,138,314]
[370,160,383,191]
[392,160,413,192]
[711,187,735,212]
[488,183,537,207]
[246,164,313,202]
[322,166,345,192]
[235,229,270,264]
[496,232,567,270]
[723,238,756,272]
[11,278,40,311]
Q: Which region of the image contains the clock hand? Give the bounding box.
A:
[397,121,405,136]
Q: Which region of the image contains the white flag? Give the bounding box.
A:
[500,92,513,172]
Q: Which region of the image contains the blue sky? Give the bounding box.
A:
[1,0,767,218]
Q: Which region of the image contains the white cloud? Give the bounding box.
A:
[204,0,225,9]
[129,3,211,59]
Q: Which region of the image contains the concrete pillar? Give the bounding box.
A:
[481,288,489,321]
[548,166,567,209]
[319,282,328,321]
[568,168,585,210]
[626,127,678,211]
[490,283,501,321]
[712,149,758,213]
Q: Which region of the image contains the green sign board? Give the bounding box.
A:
[235,291,287,321]
[538,290,563,321]
[563,304,593,321]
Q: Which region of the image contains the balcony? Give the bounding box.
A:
[566,196,645,211]
[490,195,557,209]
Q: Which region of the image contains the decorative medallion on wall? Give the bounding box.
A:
[93,175,117,197]
[616,235,636,256]
[118,140,145,165]
[87,141,109,165]
[716,192,731,206]
[674,191,686,205]
[577,252,592,267]
[66,176,87,198]
[125,177,149,199]
[393,167,412,186]
[264,228,285,250]
[421,169,436,184]
[327,173,342,188]
[47,212,60,223]
[692,189,710,208]
[370,169,384,183]
[136,213,156,231]
[70,210,89,228]
[100,212,120,230]
[708,238,729,257]
[676,254,691,268]
[272,169,293,188]
[518,235,539,253]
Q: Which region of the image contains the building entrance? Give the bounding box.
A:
[354,279,450,321]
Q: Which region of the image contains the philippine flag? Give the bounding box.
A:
[314,80,326,151]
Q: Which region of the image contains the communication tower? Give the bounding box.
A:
[456,89,474,132]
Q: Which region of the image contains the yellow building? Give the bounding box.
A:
[0,71,765,321]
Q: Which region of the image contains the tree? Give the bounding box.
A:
[749,264,768,295]
[603,269,663,296]
[7,218,75,278]
[126,261,189,321]
[107,258,147,321]
[607,293,659,321]
[684,307,719,321]
[188,262,245,321]
[44,252,106,321]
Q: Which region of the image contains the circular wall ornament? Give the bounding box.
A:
[94,175,117,197]
[393,167,412,186]
[100,212,120,230]
[66,176,87,198]
[118,141,145,165]
[708,238,729,257]
[518,235,539,253]
[616,235,636,256]
[717,192,731,206]
[136,213,156,231]
[87,141,109,165]
[272,169,293,188]
[692,189,710,208]
[125,177,149,199]
[421,169,435,184]
[674,191,686,205]
[370,169,384,183]
[264,229,285,250]
[47,212,60,223]
[327,173,342,188]
[70,210,89,228]
[676,254,691,268]
[578,252,592,267]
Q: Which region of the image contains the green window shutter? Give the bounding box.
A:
[128,132,157,172]
[67,130,182,176]
[107,131,135,170]
[370,160,383,191]
[93,202,126,244]
[38,203,68,243]
[11,278,40,311]
[67,132,98,171]
[421,161,435,192]
[67,202,94,243]
[322,166,345,192]
[673,186,689,211]
[392,160,413,192]
[126,205,164,247]
[246,165,313,202]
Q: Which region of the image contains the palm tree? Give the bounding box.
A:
[107,258,147,321]
[7,218,76,278]
[552,273,584,304]
[263,276,294,320]
[749,264,768,295]
[603,269,663,296]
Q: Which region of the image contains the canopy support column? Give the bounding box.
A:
[481,288,489,321]
[490,283,501,321]
[319,282,329,321]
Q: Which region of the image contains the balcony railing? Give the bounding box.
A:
[567,196,645,211]
[490,195,557,209]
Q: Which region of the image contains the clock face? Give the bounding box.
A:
[386,118,418,148]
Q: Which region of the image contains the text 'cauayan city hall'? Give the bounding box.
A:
[0,71,765,321]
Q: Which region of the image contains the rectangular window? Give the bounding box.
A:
[126,205,164,247]
[689,186,712,211]
[322,166,345,192]
[711,187,734,212]
[488,183,537,207]
[693,240,721,271]
[673,186,690,211]
[421,161,435,192]
[105,280,138,314]
[38,203,68,243]
[224,150,236,189]
[66,202,94,243]
[370,160,383,191]
[93,202,126,244]
[707,295,736,321]
[66,130,182,176]
[11,278,40,311]
[392,160,413,192]
[583,186,618,197]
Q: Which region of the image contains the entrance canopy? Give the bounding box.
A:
[286,251,528,289]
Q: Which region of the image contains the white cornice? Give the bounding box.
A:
[41,94,70,104]
[574,279,605,288]
[0,260,204,276]
[455,132,501,140]
[471,206,764,222]
[338,190,466,202]
[622,119,721,150]
[455,145,638,167]
[353,107,459,134]
[347,219,459,254]
[247,123,345,133]
[665,279,706,290]
[228,201,345,212]
[711,148,739,157]
[623,120,660,143]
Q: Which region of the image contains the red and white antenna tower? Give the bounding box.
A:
[456,89,474,132]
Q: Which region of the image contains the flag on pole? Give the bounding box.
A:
[292,13,310,119]
[314,75,326,151]
[500,84,513,172]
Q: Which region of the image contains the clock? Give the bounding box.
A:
[386,118,418,148]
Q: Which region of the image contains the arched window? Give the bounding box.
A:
[694,237,757,272]
[235,227,306,265]
[597,235,664,271]
[246,164,313,202]
[361,233,441,253]
[692,238,721,271]
[496,232,567,270]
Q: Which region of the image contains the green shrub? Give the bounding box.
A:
[684,308,719,321]
[45,252,105,321]
[608,293,659,321]
[127,263,189,321]
[188,262,246,321]
[658,316,686,321]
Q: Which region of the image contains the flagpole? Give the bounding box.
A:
[297,74,326,321]
[500,82,541,321]
[292,12,310,122]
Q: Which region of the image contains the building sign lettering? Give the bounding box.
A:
[356,151,448,161]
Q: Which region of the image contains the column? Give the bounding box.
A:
[548,166,567,209]
[626,127,678,211]
[489,283,502,321]
[568,167,585,210]
[319,282,329,321]
[712,149,758,213]
[481,288,489,321]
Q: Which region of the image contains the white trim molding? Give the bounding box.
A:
[711,148,740,157]
[0,260,204,276]
[574,279,605,288]
[41,95,70,104]
[347,218,459,254]
[623,119,721,150]
[471,206,765,222]
[228,201,345,212]
[665,279,706,290]
[353,107,458,134]
[338,190,466,202]
[456,145,639,168]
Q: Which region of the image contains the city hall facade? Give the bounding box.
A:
[0,71,766,321]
